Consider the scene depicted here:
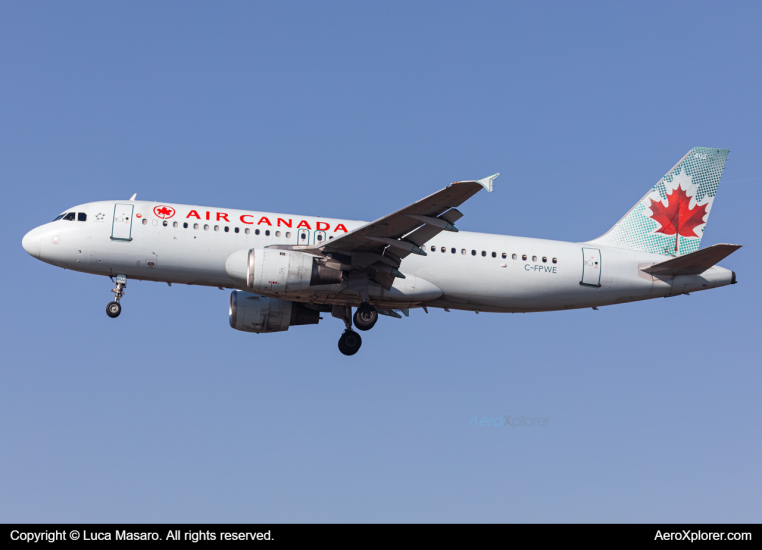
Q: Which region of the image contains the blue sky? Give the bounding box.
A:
[1,1,760,522]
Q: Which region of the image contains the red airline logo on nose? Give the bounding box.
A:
[154,205,176,219]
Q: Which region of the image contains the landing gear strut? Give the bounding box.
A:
[106,274,127,318]
[334,305,363,356]
[353,303,378,331]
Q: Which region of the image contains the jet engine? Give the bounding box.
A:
[225,248,343,293]
[229,291,320,333]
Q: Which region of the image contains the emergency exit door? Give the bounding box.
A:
[581,247,602,287]
[111,204,134,241]
[296,229,328,246]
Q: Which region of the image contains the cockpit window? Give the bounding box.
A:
[63,213,75,221]
[78,213,87,221]
[53,214,66,221]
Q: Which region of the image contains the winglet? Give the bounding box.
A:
[129,193,137,201]
[477,173,499,192]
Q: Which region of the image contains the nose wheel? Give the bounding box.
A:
[106,301,122,318]
[107,274,127,318]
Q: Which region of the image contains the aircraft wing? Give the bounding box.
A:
[641,243,742,276]
[320,174,498,260]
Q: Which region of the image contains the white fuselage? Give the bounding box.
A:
[22,200,735,312]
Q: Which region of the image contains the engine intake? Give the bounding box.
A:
[229,291,320,333]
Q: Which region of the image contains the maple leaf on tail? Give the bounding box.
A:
[648,185,709,252]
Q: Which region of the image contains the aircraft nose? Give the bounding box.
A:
[22,228,42,259]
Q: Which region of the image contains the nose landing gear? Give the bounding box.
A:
[106,274,127,318]
[106,301,121,318]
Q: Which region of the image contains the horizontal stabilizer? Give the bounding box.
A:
[642,244,741,276]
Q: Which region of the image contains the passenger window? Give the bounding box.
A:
[512,254,517,260]
[542,256,547,263]
[492,252,496,258]
[78,213,87,221]
[461,249,466,255]
[502,253,507,259]
[163,220,168,227]
[286,232,291,238]
[552,257,558,264]
[255,229,260,235]
[522,254,527,261]
[471,250,476,256]
[63,213,75,221]
[532,255,537,262]
[245,228,250,235]
[481,251,486,257]
[431,246,436,252]
[329,236,333,239]
[204,224,209,230]
[265,230,270,236]
[214,225,219,231]
[451,248,456,254]
[183,222,188,229]
[193,223,199,229]
[224,226,229,232]
[276,231,281,237]
[53,214,65,221]
[173,222,178,228]
[142,219,147,225]
[441,247,446,253]
[234,227,240,233]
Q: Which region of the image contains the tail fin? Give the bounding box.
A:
[590,147,729,257]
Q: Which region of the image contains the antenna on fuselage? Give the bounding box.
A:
[129,193,137,200]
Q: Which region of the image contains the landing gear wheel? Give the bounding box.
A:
[106,301,122,318]
[353,304,378,331]
[338,330,362,356]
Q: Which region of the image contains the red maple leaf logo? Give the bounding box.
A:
[648,185,708,252]
[153,205,175,219]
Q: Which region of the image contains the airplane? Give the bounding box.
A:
[21,147,740,356]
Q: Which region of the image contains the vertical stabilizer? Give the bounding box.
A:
[590,147,729,257]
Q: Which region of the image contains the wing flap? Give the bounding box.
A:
[641,243,742,276]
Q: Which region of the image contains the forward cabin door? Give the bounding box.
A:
[111,204,134,241]
[581,247,602,287]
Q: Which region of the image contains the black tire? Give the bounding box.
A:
[353,304,378,331]
[338,330,362,356]
[106,301,122,318]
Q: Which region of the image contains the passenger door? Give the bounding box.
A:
[111,204,134,241]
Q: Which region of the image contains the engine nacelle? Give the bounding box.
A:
[225,248,343,293]
[229,291,320,333]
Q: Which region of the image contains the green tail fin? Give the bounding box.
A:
[591,147,729,257]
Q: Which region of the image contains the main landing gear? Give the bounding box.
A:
[338,330,362,356]
[335,303,379,356]
[106,274,127,318]
[353,303,378,331]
